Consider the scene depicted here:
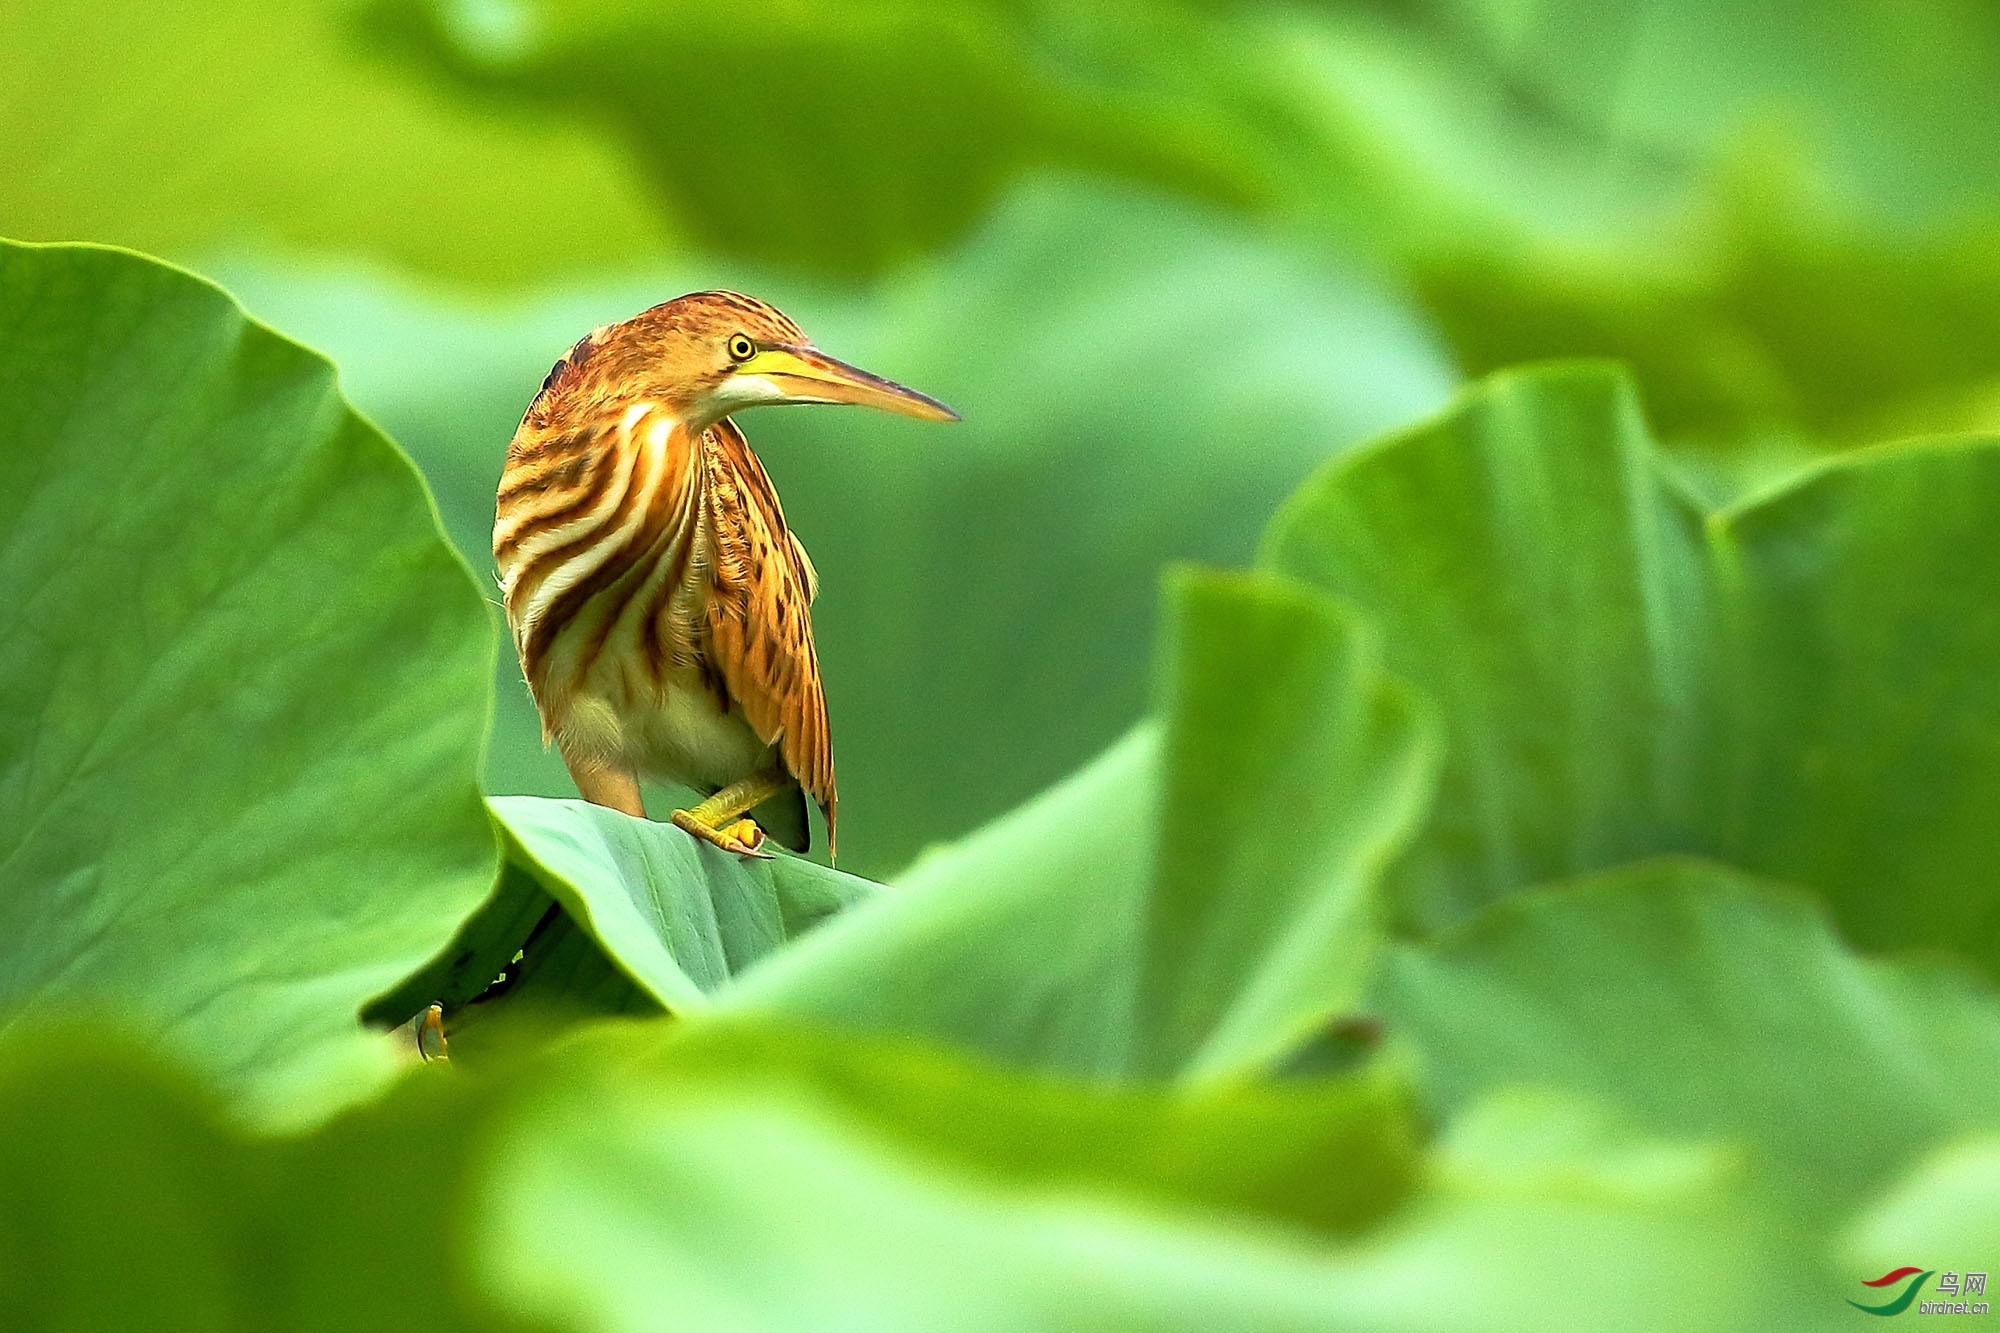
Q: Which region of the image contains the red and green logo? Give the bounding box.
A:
[1849,1268,1933,1316]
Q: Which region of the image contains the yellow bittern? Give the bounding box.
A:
[494,292,956,858]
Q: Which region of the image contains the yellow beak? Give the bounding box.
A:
[742,345,959,422]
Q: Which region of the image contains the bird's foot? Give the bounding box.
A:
[415,1002,449,1062]
[671,809,774,859]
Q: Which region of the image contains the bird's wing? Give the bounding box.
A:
[698,419,836,845]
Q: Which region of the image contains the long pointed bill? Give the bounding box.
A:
[741,345,960,421]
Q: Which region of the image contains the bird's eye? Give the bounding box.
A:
[727,334,756,363]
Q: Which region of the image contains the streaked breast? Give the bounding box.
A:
[494,403,704,717]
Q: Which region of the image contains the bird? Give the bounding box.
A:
[493,291,957,859]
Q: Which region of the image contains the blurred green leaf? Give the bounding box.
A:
[1053,4,2000,442]
[1404,0,2000,227]
[0,0,669,284]
[0,1038,262,1328]
[1377,859,2000,1228]
[587,1020,1421,1237]
[75,0,1980,446]
[480,1031,1823,1331]
[473,1059,1433,1332]
[0,1017,1837,1332]
[1414,202,2000,447]
[723,566,1438,1081]
[1840,1136,2000,1276]
[1273,0,2000,441]
[367,0,1267,274]
[222,178,1457,875]
[0,1030,516,1330]
[1266,361,2000,973]
[1356,1085,1820,1328]
[0,240,497,1113]
[0,1017,1410,1330]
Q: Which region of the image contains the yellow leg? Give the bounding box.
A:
[671,768,788,859]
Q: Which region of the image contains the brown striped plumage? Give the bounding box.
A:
[495,291,956,857]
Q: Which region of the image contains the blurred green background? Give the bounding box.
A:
[13,0,2000,882]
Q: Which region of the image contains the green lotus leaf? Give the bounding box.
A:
[0,240,497,1113]
[479,1036,1812,1331]
[724,725,1159,1074]
[0,1019,1835,1332]
[0,1019,1414,1328]
[1267,360,2000,972]
[1377,859,2000,1228]
[478,796,877,1014]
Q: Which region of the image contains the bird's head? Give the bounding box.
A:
[534,290,958,432]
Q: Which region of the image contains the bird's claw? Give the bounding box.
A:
[415,1002,448,1062]
[722,818,773,858]
[671,809,774,859]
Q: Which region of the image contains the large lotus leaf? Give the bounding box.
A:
[1376,860,2000,1230]
[478,1043,1816,1331]
[486,1106,1314,1333]
[1265,360,2000,972]
[0,240,497,1111]
[220,178,1457,876]
[366,0,1268,274]
[0,1016,1829,1331]
[723,567,1439,1082]
[1337,1086,1820,1328]
[0,0,667,285]
[0,1018,1411,1327]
